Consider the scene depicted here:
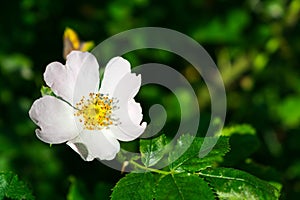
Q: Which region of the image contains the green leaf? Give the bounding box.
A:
[221,124,256,136]
[221,125,260,165]
[237,159,282,191]
[156,173,215,200]
[111,173,155,200]
[200,167,280,200]
[140,134,167,167]
[40,85,54,96]
[0,171,34,200]
[169,135,230,172]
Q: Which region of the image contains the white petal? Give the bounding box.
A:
[108,99,146,141]
[44,51,99,105]
[101,127,134,142]
[115,120,147,141]
[110,72,142,100]
[128,99,144,125]
[99,57,131,95]
[29,96,80,144]
[67,130,120,161]
[103,71,146,141]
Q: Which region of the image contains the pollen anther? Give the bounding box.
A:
[75,93,118,130]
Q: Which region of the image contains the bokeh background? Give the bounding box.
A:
[0,0,299,199]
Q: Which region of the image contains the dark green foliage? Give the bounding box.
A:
[111,173,155,200]
[0,0,299,199]
[201,167,280,200]
[169,135,230,171]
[221,124,260,165]
[140,134,167,167]
[67,176,113,200]
[0,172,34,200]
[112,134,281,200]
[156,174,214,200]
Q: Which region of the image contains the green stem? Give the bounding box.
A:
[130,160,170,175]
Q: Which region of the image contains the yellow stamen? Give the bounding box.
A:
[75,93,117,130]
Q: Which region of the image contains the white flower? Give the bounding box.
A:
[29,51,147,161]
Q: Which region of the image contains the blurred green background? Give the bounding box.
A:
[0,0,300,199]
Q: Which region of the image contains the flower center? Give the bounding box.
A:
[75,93,118,130]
